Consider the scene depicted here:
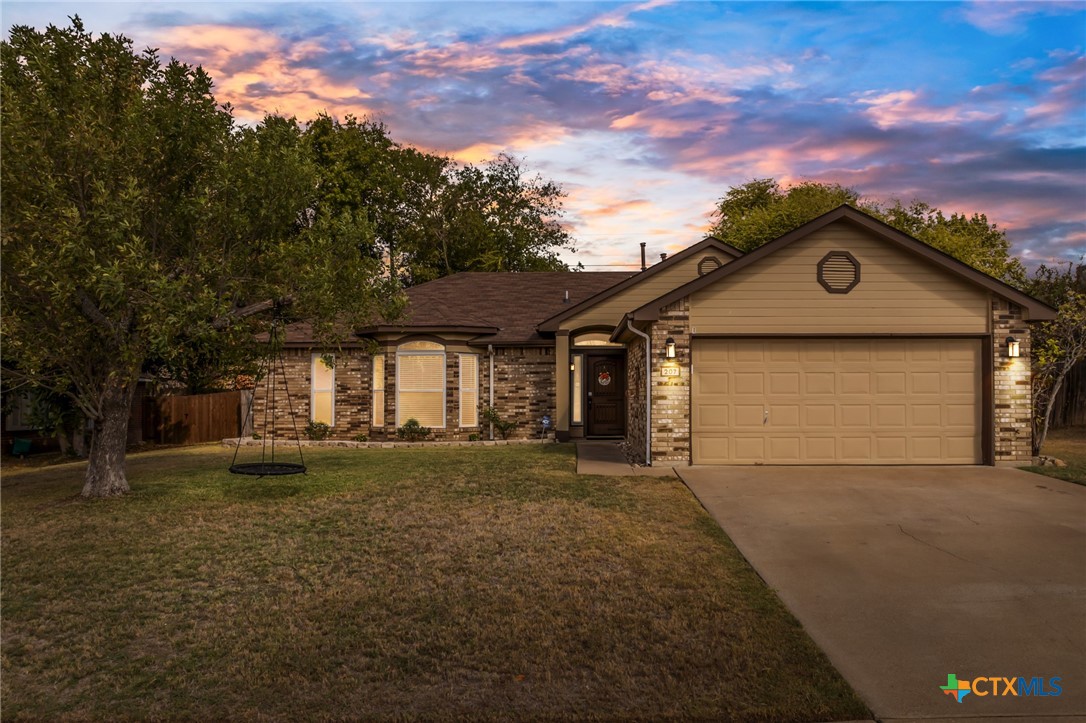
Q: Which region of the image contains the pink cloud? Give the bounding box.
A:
[857,89,1000,129]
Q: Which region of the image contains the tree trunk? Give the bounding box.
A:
[82,375,136,498]
[1035,374,1065,457]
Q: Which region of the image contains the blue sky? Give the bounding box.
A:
[4,1,1084,270]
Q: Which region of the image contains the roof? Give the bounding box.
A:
[537,236,743,332]
[366,271,635,345]
[629,205,1058,322]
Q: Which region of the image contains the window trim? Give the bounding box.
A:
[459,353,480,428]
[396,344,447,429]
[311,354,335,427]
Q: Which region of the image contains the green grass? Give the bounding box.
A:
[1023,426,1086,484]
[1,444,869,721]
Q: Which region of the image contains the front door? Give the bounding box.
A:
[586,355,625,437]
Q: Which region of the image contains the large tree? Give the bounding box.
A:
[710,179,1026,285]
[1,20,400,497]
[304,116,577,284]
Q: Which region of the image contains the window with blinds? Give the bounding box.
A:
[372,355,385,427]
[311,354,334,426]
[396,342,445,428]
[459,354,479,428]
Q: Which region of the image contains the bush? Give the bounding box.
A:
[352,433,368,443]
[468,433,480,442]
[396,418,431,442]
[304,421,331,440]
[482,406,516,440]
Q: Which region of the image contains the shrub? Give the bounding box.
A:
[304,421,331,440]
[396,418,431,442]
[352,433,368,443]
[482,406,516,440]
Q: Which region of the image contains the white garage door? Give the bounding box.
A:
[692,338,982,464]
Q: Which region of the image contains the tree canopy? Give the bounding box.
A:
[710,179,1026,285]
[305,115,576,285]
[1,19,400,496]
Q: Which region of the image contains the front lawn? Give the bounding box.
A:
[1024,426,1086,484]
[1,444,868,721]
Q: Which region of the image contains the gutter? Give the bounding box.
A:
[626,319,652,466]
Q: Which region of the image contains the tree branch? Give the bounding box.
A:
[211,296,293,330]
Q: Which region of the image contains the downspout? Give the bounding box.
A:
[487,344,495,441]
[626,319,651,466]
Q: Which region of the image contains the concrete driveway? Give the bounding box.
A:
[678,466,1086,722]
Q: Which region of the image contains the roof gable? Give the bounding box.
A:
[537,236,742,332]
[630,205,1056,322]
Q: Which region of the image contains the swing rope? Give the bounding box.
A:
[229,320,307,478]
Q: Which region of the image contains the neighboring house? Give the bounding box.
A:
[258,205,1055,466]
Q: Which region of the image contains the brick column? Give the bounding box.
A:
[992,299,1033,464]
[649,299,691,464]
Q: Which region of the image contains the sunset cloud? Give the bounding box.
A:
[4,0,1081,268]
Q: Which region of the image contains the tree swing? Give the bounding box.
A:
[229,321,307,477]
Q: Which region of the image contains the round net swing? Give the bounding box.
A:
[229,323,307,477]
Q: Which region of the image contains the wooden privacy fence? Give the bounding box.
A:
[1050,360,1086,429]
[144,390,253,445]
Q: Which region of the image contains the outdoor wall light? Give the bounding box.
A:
[1006,336,1020,358]
[570,362,576,371]
[665,337,676,359]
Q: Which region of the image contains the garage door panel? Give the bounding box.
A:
[692,338,981,465]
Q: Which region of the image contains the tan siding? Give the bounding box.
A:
[690,222,990,334]
[561,253,726,331]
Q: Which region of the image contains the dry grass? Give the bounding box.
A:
[2,444,868,721]
[1025,425,1086,484]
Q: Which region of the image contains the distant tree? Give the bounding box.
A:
[304,115,576,284]
[1025,261,1086,454]
[710,179,860,251]
[710,179,1026,286]
[1,19,401,497]
[879,201,1026,286]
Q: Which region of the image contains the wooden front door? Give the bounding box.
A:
[586,355,625,437]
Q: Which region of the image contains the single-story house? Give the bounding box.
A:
[258,205,1056,466]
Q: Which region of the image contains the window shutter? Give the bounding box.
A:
[459,354,479,427]
[372,355,385,427]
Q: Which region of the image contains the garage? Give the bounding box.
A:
[691,337,983,465]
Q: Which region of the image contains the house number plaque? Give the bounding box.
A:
[661,367,680,377]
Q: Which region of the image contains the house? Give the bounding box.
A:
[258,205,1055,466]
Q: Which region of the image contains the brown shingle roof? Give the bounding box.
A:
[386,271,635,345]
[282,271,635,346]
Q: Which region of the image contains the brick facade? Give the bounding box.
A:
[992,299,1033,463]
[252,344,554,443]
[649,299,691,464]
[625,335,647,463]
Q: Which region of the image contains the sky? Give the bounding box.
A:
[3,1,1085,271]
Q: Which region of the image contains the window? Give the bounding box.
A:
[372,355,385,427]
[311,354,334,426]
[571,354,584,425]
[4,394,35,431]
[459,354,479,427]
[397,341,445,428]
[572,331,622,348]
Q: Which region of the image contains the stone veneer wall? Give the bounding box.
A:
[250,347,372,442]
[649,299,691,464]
[251,344,554,443]
[625,335,647,464]
[992,299,1033,463]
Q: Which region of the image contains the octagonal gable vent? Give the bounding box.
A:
[817,251,860,293]
[697,255,723,276]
